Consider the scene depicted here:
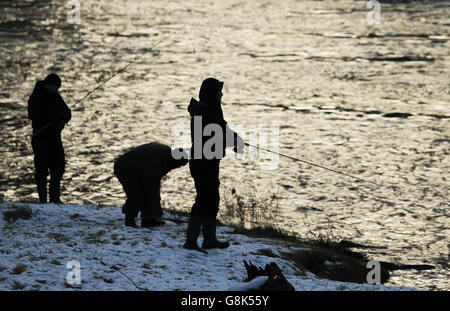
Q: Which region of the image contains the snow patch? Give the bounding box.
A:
[0,202,414,291]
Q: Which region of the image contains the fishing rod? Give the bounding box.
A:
[245,142,390,188]
[32,26,185,139]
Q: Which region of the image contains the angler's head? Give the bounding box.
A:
[199,77,223,104]
[44,73,61,93]
[169,148,189,169]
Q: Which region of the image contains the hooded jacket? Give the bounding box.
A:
[115,142,174,179]
[28,81,71,141]
[188,78,237,161]
[114,142,175,215]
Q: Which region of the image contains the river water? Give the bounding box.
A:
[0,0,448,290]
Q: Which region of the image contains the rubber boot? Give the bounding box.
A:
[141,215,165,228]
[36,177,47,204]
[201,218,230,249]
[49,178,62,204]
[183,217,207,254]
[125,214,137,228]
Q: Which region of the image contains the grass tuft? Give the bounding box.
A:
[12,264,27,275]
[220,187,281,229]
[2,205,33,222]
[47,233,70,243]
[85,230,107,244]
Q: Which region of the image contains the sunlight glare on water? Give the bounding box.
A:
[0,0,448,290]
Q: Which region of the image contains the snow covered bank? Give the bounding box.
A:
[0,202,413,291]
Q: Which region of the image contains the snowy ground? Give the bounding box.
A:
[0,202,413,291]
[1,0,448,290]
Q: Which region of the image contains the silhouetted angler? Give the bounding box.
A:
[114,142,188,228]
[28,73,71,204]
[183,78,244,252]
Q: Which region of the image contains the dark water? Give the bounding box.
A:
[0,0,448,290]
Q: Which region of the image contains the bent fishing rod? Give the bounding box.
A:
[245,142,392,189]
[32,26,185,139]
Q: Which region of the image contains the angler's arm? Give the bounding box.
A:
[225,125,245,154]
[27,94,46,122]
[59,95,71,124]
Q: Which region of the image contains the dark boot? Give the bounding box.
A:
[36,178,47,204]
[49,178,62,204]
[141,215,165,228]
[202,218,230,249]
[125,214,137,228]
[183,217,207,254]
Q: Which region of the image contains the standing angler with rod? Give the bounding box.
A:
[183,78,245,253]
[27,74,71,204]
[180,75,390,254]
[27,28,184,204]
[30,27,186,141]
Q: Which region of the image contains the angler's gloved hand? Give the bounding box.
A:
[233,134,245,154]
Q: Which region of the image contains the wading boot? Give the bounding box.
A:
[202,218,230,249]
[183,216,207,254]
[36,178,47,204]
[125,214,137,228]
[49,179,62,204]
[141,215,165,228]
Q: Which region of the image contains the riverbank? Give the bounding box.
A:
[0,201,419,291]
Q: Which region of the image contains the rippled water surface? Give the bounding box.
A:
[0,0,448,290]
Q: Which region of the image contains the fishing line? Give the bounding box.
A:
[32,26,186,139]
[28,24,398,194]
[245,142,398,190]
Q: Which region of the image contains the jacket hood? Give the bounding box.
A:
[33,80,46,91]
[199,77,223,104]
[187,98,208,116]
